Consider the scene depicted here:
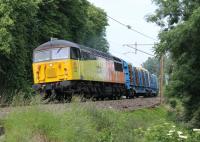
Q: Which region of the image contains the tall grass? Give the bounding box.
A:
[1,105,168,142]
[0,88,36,107]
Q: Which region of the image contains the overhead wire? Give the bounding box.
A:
[123,50,154,57]
[108,40,155,57]
[107,15,157,41]
[106,15,157,56]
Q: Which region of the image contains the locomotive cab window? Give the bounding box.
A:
[70,47,80,60]
[34,50,51,62]
[114,62,123,72]
[33,47,70,62]
[81,51,90,60]
[81,51,96,60]
[113,56,123,72]
[52,47,70,60]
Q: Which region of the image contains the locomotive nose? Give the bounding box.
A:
[47,63,57,78]
[46,62,68,81]
[34,61,68,83]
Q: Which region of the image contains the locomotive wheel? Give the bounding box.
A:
[43,90,51,100]
[54,89,65,103]
[98,90,104,100]
[49,90,56,102]
[113,95,117,100]
[65,93,72,103]
[40,89,56,103]
[130,90,135,99]
[132,91,135,99]
[80,90,87,102]
[117,88,121,100]
[126,90,131,99]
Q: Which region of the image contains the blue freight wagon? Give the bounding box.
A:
[123,61,159,98]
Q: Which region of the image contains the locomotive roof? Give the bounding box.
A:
[34,39,118,61]
[34,40,80,51]
[80,45,113,60]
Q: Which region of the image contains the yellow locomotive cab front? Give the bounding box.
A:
[32,46,80,84]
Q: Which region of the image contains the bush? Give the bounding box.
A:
[137,123,200,142]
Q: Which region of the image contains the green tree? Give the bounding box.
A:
[36,0,108,51]
[83,4,109,52]
[148,0,200,127]
[0,0,41,94]
[0,0,108,103]
[142,57,159,76]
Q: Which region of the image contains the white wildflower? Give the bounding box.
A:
[177,131,183,135]
[172,125,176,128]
[179,135,187,139]
[169,130,175,133]
[193,129,200,132]
[147,128,151,131]
[164,122,169,125]
[167,133,172,136]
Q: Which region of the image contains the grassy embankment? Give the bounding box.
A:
[0,103,200,142]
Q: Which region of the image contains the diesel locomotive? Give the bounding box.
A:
[32,39,158,101]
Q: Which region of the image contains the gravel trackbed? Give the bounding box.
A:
[0,97,161,119]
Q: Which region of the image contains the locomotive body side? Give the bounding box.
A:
[33,40,125,85]
[80,49,124,84]
[32,40,125,100]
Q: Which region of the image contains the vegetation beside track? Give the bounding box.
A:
[0,104,199,142]
[0,0,108,104]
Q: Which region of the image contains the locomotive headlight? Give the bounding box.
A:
[49,63,53,67]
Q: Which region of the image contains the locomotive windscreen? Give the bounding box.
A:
[33,47,70,62]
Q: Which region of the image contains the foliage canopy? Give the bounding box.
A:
[142,57,159,76]
[0,0,108,101]
[149,0,200,127]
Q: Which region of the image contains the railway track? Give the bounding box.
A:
[0,96,161,119]
[86,96,161,111]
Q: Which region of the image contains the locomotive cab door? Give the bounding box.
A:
[70,47,81,80]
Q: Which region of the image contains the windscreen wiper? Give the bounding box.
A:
[57,48,62,53]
